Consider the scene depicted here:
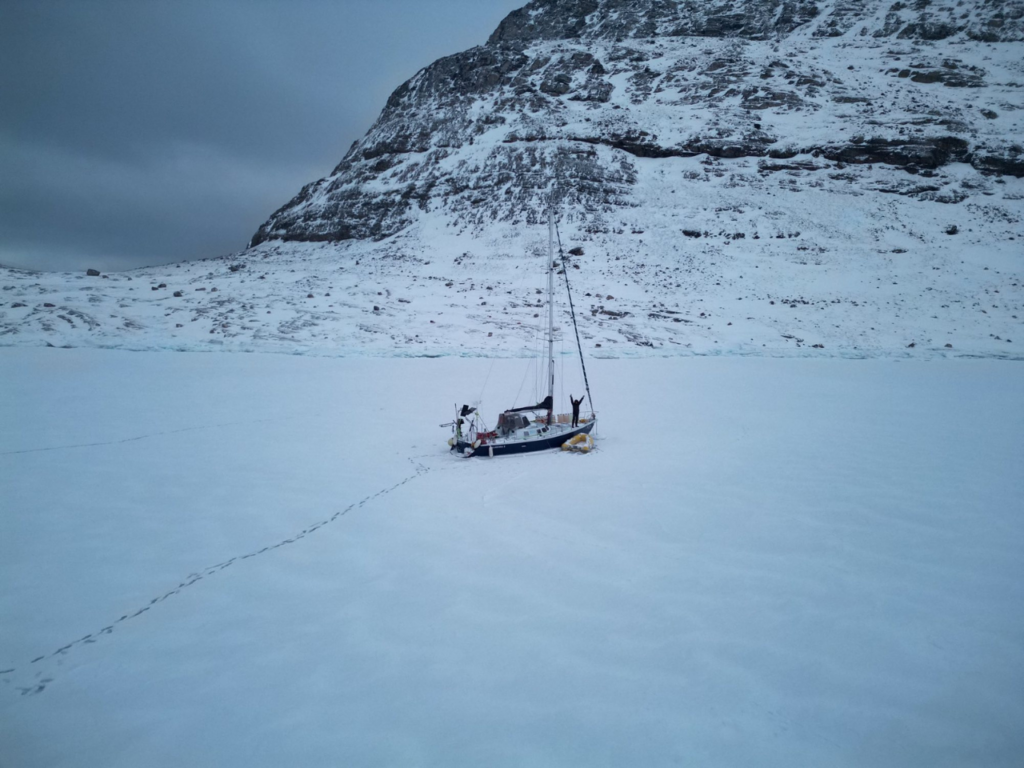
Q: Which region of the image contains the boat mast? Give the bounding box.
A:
[546,210,556,426]
[554,220,594,419]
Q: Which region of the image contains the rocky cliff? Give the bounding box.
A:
[250,0,1023,247]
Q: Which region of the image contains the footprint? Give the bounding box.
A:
[16,463,433,693]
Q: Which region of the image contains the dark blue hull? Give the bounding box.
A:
[455,420,595,457]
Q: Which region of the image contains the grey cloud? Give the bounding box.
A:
[0,0,523,271]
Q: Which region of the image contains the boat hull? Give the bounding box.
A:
[455,420,595,457]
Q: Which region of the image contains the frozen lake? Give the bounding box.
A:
[2,348,1022,767]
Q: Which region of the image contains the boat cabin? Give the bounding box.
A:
[497,411,532,435]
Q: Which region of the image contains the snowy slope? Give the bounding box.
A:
[1,166,1021,359]
[2,349,1023,766]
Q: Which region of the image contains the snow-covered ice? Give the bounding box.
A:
[2,347,1022,766]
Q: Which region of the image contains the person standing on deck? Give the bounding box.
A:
[570,395,585,428]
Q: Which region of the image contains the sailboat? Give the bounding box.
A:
[445,211,597,457]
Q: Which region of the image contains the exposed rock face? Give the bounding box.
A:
[487,0,823,43]
[251,0,1024,247]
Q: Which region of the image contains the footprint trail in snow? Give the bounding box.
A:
[1,456,435,698]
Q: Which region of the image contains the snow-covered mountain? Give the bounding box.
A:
[252,0,1024,246]
[1,0,1022,358]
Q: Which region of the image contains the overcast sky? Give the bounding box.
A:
[0,0,524,272]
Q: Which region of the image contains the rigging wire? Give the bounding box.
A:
[514,315,543,409]
[477,357,497,406]
[554,219,595,416]
[560,333,567,416]
[514,353,532,409]
[538,324,545,402]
